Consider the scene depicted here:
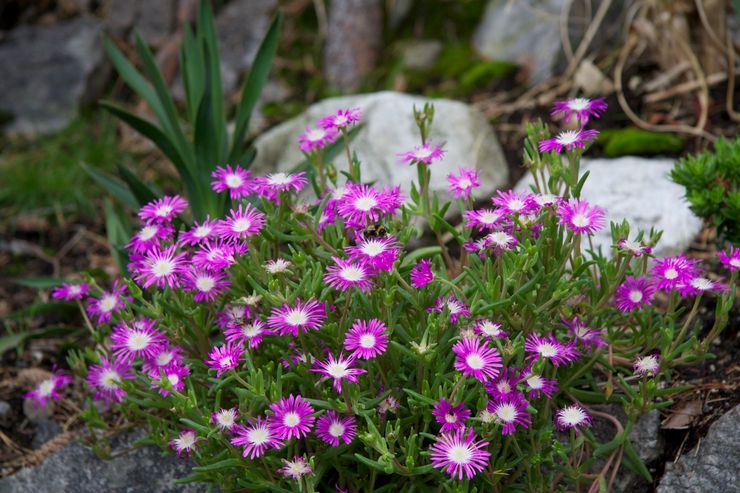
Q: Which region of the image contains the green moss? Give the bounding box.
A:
[598,128,683,157]
[459,61,517,92]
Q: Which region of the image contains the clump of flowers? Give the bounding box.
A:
[49,101,735,492]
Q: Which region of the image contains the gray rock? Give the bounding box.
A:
[473,0,565,85]
[0,430,208,493]
[0,16,108,136]
[135,0,177,48]
[401,40,443,70]
[657,404,740,493]
[0,400,11,426]
[252,91,509,199]
[515,157,702,257]
[31,420,62,450]
[22,398,53,423]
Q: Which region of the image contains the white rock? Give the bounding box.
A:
[515,157,702,256]
[251,91,509,200]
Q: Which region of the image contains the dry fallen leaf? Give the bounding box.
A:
[662,400,703,429]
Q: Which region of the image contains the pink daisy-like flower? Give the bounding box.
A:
[562,316,606,351]
[217,204,266,243]
[267,298,326,336]
[718,246,740,272]
[254,172,308,201]
[555,404,592,431]
[192,240,246,272]
[225,319,271,349]
[473,319,508,339]
[484,369,517,400]
[429,426,490,480]
[204,342,244,376]
[651,255,700,292]
[463,208,504,231]
[211,164,252,199]
[86,280,130,324]
[452,337,502,383]
[134,245,188,289]
[617,238,652,257]
[142,344,184,377]
[299,125,339,153]
[447,167,481,200]
[265,258,292,274]
[345,235,401,271]
[614,276,656,312]
[315,411,357,447]
[429,296,471,325]
[521,369,559,399]
[311,353,367,393]
[87,355,133,405]
[183,268,229,303]
[170,429,200,457]
[488,395,531,435]
[531,193,560,208]
[483,231,518,253]
[378,394,400,416]
[150,363,190,396]
[410,258,434,288]
[211,407,239,432]
[337,183,390,227]
[677,276,727,298]
[138,195,188,224]
[557,198,606,235]
[230,417,283,459]
[432,399,471,433]
[319,107,361,130]
[126,223,174,254]
[551,97,608,124]
[24,370,72,408]
[51,282,90,301]
[398,142,445,165]
[324,257,375,293]
[538,128,599,154]
[524,333,579,367]
[179,216,217,246]
[216,304,252,329]
[110,318,166,361]
[633,353,660,377]
[278,456,313,480]
[491,190,532,215]
[343,319,389,359]
[268,394,315,440]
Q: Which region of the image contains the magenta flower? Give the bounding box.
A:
[211,164,252,199]
[447,167,481,200]
[110,318,166,361]
[204,342,244,376]
[429,426,490,480]
[651,255,700,292]
[463,208,504,231]
[521,369,559,399]
[343,319,389,359]
[211,408,239,432]
[126,223,174,254]
[557,198,606,235]
[25,370,72,408]
[429,295,471,325]
[633,353,660,377]
[488,395,531,435]
[324,257,375,293]
[268,394,315,440]
[299,125,339,153]
[86,280,130,324]
[319,107,361,130]
[614,276,656,312]
[278,456,313,480]
[452,337,502,383]
[254,172,308,201]
[217,204,266,243]
[192,240,246,272]
[151,363,190,396]
[677,276,727,297]
[473,319,508,339]
[142,344,184,377]
[718,246,740,272]
[555,404,592,431]
[138,195,188,224]
[432,399,471,433]
[311,353,367,393]
[524,333,579,367]
[398,142,445,165]
[345,235,401,271]
[134,245,188,289]
[491,190,532,215]
[179,216,217,246]
[182,268,229,303]
[562,316,606,351]
[551,97,607,124]
[538,128,599,154]
[484,369,517,400]
[231,417,284,458]
[267,298,326,336]
[410,258,434,288]
[170,429,200,456]
[315,411,357,447]
[337,183,390,227]
[225,319,271,349]
[617,238,652,257]
[216,304,252,329]
[51,282,90,301]
[483,231,518,253]
[87,355,133,405]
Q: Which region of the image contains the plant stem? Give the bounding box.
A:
[668,294,702,356]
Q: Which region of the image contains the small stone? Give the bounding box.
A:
[401,40,443,70]
[574,60,614,96]
[23,398,53,423]
[31,420,62,450]
[134,0,177,48]
[0,399,12,426]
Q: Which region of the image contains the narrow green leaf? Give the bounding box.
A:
[104,199,131,274]
[197,0,227,163]
[181,25,205,124]
[117,164,160,205]
[80,162,139,210]
[14,277,65,288]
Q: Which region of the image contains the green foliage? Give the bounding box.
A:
[98,0,282,220]
[598,128,683,157]
[670,137,740,243]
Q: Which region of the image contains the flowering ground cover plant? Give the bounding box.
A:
[41,99,738,492]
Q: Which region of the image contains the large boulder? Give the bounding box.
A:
[251,91,509,199]
[515,157,702,256]
[0,16,108,136]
